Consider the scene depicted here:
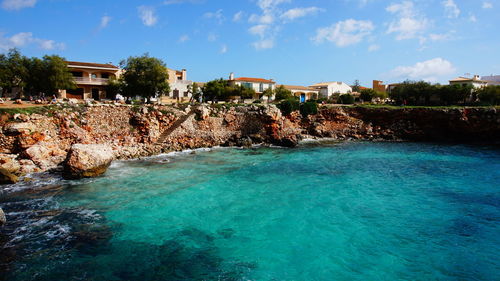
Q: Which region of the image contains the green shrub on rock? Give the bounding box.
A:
[338,94,355,104]
[278,98,299,115]
[299,101,318,118]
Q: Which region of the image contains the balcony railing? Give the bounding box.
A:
[73,77,109,85]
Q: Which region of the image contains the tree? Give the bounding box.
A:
[262,87,274,100]
[338,93,354,104]
[189,82,202,102]
[44,55,75,95]
[120,54,170,99]
[352,79,361,93]
[24,55,75,96]
[274,85,293,101]
[359,88,376,102]
[477,85,500,105]
[0,49,29,97]
[202,79,227,102]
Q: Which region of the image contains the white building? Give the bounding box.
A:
[309,82,352,98]
[482,75,500,86]
[449,75,488,89]
[167,68,193,100]
[228,73,276,99]
[279,85,319,102]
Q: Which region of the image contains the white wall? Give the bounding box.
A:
[234,81,275,93]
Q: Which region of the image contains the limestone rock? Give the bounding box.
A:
[24,143,66,170]
[3,122,35,135]
[0,208,6,226]
[63,144,115,179]
[0,167,19,184]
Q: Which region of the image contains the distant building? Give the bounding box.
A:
[482,75,500,86]
[373,80,387,93]
[167,68,193,100]
[449,75,488,89]
[279,85,319,102]
[386,83,403,94]
[227,72,276,99]
[309,82,352,98]
[62,61,121,100]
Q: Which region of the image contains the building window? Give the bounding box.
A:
[260,83,264,92]
[91,73,97,79]
[183,91,189,97]
[101,73,110,79]
[242,82,252,89]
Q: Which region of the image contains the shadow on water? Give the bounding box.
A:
[3,226,255,281]
[2,184,255,281]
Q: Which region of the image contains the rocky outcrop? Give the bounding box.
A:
[0,167,18,184]
[0,103,499,180]
[0,207,5,226]
[63,144,115,179]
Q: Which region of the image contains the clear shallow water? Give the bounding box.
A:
[1,142,499,281]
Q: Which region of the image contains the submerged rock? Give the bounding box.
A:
[0,167,19,184]
[63,144,115,179]
[0,207,5,226]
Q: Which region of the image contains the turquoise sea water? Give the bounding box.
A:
[1,142,499,281]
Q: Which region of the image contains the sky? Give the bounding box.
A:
[0,0,499,87]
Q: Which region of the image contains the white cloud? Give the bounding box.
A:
[280,7,324,22]
[204,9,224,24]
[138,6,158,27]
[257,0,291,11]
[233,11,243,22]
[368,44,380,52]
[313,19,374,47]
[164,0,203,4]
[220,44,228,54]
[469,14,477,22]
[100,15,111,29]
[428,31,454,41]
[388,58,456,82]
[1,0,36,10]
[443,0,460,18]
[249,13,274,24]
[386,1,429,41]
[249,24,269,37]
[178,34,189,43]
[252,39,274,50]
[0,32,65,50]
[482,2,493,9]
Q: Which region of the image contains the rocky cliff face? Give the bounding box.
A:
[0,104,498,179]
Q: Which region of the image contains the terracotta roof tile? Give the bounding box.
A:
[233,77,275,83]
[66,61,119,69]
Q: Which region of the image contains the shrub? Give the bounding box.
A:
[477,85,500,105]
[299,101,318,118]
[278,98,299,115]
[253,100,262,104]
[338,94,354,104]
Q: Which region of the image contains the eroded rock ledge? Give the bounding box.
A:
[0,104,498,181]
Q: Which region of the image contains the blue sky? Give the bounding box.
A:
[0,0,499,86]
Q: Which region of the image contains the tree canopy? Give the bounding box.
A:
[0,49,75,97]
[274,85,293,101]
[120,54,170,99]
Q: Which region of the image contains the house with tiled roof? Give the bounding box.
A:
[166,68,193,101]
[62,61,121,100]
[449,75,488,89]
[227,73,276,99]
[279,85,319,102]
[309,82,352,98]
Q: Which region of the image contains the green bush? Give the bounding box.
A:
[338,94,355,104]
[278,98,299,115]
[477,85,500,105]
[299,101,318,118]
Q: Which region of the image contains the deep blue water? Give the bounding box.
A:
[0,142,499,281]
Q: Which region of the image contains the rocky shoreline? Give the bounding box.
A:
[0,103,498,183]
